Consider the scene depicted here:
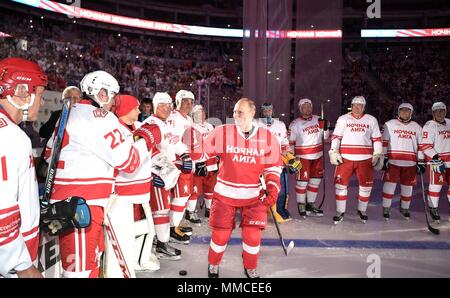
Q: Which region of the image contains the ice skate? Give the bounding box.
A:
[185,210,202,225]
[400,208,410,220]
[429,207,440,223]
[306,203,324,217]
[333,212,344,224]
[357,210,368,223]
[244,268,260,278]
[170,226,190,244]
[208,264,219,278]
[297,203,307,218]
[383,207,390,221]
[155,240,181,260]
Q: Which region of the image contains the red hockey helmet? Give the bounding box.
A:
[0,57,48,98]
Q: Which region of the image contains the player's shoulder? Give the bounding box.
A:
[423,119,436,129]
[0,114,31,154]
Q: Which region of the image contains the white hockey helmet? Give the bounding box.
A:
[432,101,447,112]
[351,96,366,106]
[80,70,119,107]
[152,92,173,112]
[298,98,312,107]
[398,102,413,113]
[175,89,194,109]
[191,104,204,123]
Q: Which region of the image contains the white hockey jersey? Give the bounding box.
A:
[204,124,283,207]
[0,109,40,277]
[190,122,214,161]
[114,120,152,204]
[257,118,289,152]
[421,118,450,167]
[288,115,330,160]
[382,119,422,167]
[331,113,382,161]
[142,114,188,162]
[47,100,149,207]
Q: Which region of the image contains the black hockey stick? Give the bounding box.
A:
[419,171,440,235]
[260,175,294,256]
[318,103,326,209]
[41,98,72,206]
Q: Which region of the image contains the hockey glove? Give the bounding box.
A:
[329,149,343,165]
[416,162,427,175]
[151,153,181,190]
[194,161,208,177]
[40,197,91,236]
[318,118,329,131]
[133,123,162,151]
[430,155,446,174]
[179,153,193,173]
[372,154,385,170]
[152,175,165,188]
[282,152,302,174]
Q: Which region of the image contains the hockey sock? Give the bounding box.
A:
[428,184,442,208]
[382,182,396,208]
[307,178,321,203]
[358,186,371,212]
[169,195,189,227]
[152,211,170,243]
[242,226,261,269]
[335,184,348,213]
[208,228,232,265]
[296,181,308,204]
[400,184,413,209]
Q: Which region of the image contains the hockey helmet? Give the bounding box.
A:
[432,101,446,112]
[175,89,194,109]
[351,96,366,106]
[0,57,48,121]
[80,70,119,107]
[191,104,204,123]
[298,98,312,107]
[397,102,414,122]
[152,92,173,112]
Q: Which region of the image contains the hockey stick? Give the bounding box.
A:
[260,175,294,256]
[104,195,132,278]
[419,171,440,235]
[41,98,72,207]
[318,103,326,209]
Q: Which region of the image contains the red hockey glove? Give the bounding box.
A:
[318,118,329,130]
[133,123,161,151]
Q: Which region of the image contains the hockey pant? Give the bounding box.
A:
[382,165,416,209]
[170,172,192,226]
[190,172,217,211]
[276,168,290,219]
[427,168,450,208]
[334,158,373,214]
[295,157,323,205]
[58,206,104,278]
[208,199,266,270]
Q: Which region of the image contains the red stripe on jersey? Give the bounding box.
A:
[22,225,39,237]
[117,147,141,173]
[0,210,20,244]
[115,182,151,196]
[51,183,113,201]
[1,156,7,181]
[55,177,115,183]
[387,153,417,161]
[340,147,374,155]
[0,204,19,215]
[57,160,65,169]
[295,144,322,155]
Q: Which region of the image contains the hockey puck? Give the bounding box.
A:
[179,270,187,276]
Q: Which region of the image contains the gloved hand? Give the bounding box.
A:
[281,152,302,174]
[133,123,161,151]
[194,161,208,176]
[430,155,446,174]
[152,175,165,188]
[261,194,277,208]
[179,153,193,173]
[416,162,427,175]
[372,153,384,170]
[318,118,329,131]
[329,149,343,165]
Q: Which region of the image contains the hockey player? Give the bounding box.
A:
[142,92,191,258]
[0,57,48,278]
[288,98,329,218]
[189,104,216,218]
[104,94,163,277]
[205,98,283,278]
[257,102,292,222]
[381,103,424,220]
[421,102,449,222]
[167,90,196,239]
[47,71,161,278]
[329,96,383,224]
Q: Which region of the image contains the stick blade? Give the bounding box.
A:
[285,241,295,256]
[428,225,440,235]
